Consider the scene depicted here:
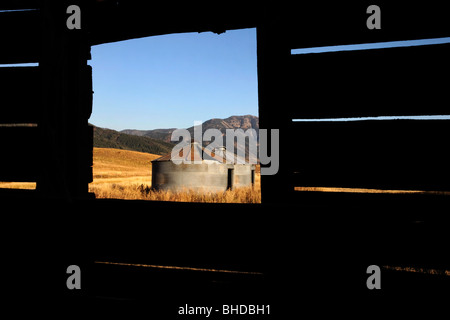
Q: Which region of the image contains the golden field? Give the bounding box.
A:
[89,147,261,203]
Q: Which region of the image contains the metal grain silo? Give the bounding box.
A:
[151,141,255,192]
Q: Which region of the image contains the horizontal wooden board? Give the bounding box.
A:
[288,120,450,191]
[292,189,450,213]
[0,1,40,10]
[0,10,41,64]
[0,126,38,181]
[286,2,450,49]
[88,1,260,45]
[289,43,450,118]
[0,67,41,123]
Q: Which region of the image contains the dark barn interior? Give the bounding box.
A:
[1,0,449,317]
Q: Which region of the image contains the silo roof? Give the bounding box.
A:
[152,140,247,164]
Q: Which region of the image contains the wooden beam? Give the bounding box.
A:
[36,0,93,199]
[290,120,450,191]
[0,10,41,64]
[0,67,41,124]
[289,43,450,119]
[256,20,294,204]
[286,2,450,49]
[0,1,40,10]
[87,1,260,46]
[0,126,38,182]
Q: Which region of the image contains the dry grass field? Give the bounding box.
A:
[89,147,261,203]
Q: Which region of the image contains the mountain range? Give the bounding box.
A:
[122,115,259,143]
[93,115,259,158]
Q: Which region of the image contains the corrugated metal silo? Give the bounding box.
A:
[151,141,255,192]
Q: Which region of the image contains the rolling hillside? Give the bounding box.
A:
[92,147,160,180]
[93,126,174,155]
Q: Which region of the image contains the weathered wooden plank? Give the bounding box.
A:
[290,120,450,191]
[0,10,41,64]
[0,126,38,182]
[0,1,40,10]
[289,43,450,119]
[88,1,260,45]
[88,1,450,47]
[35,1,94,198]
[0,67,41,123]
[286,2,450,49]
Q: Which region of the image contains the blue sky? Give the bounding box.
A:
[89,28,258,131]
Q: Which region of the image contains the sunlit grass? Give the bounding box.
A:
[90,182,261,203]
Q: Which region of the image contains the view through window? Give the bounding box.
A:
[88,28,261,203]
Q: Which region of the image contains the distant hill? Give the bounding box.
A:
[195,115,259,132]
[93,126,174,155]
[121,128,177,142]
